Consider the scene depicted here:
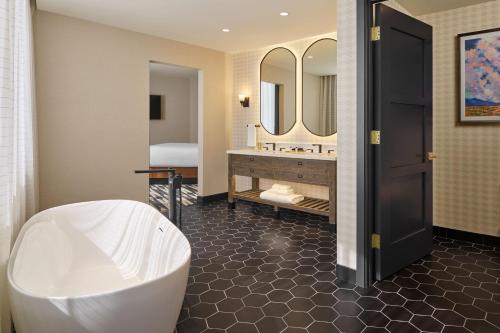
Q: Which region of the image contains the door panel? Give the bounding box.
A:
[390,173,425,242]
[390,30,424,98]
[387,103,425,167]
[374,4,433,280]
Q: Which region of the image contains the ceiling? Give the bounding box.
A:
[36,0,337,53]
[397,0,495,16]
[149,62,198,79]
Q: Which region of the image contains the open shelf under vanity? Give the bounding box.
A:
[234,189,330,217]
[227,150,337,224]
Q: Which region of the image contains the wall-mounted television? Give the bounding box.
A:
[150,95,162,120]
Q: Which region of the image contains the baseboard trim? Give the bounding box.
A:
[336,264,357,284]
[434,226,499,247]
[197,192,228,205]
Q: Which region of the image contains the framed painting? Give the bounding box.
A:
[458,28,500,123]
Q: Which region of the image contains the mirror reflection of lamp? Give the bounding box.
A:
[239,94,250,108]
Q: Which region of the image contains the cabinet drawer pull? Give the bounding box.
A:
[250,168,254,173]
[297,174,303,179]
[250,157,254,161]
[298,161,303,166]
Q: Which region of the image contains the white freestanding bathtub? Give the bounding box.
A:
[7,200,191,333]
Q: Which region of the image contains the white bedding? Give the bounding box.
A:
[150,143,198,168]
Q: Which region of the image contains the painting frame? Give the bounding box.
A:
[458,27,500,124]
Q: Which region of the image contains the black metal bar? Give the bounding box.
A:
[134,168,176,174]
[174,175,183,230]
[173,175,182,229]
[168,171,177,225]
[137,168,182,229]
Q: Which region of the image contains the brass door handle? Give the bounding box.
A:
[427,152,437,161]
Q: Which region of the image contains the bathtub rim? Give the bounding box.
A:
[7,199,191,301]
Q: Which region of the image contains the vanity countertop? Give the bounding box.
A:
[227,149,336,161]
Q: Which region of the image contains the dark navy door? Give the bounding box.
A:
[373,4,433,280]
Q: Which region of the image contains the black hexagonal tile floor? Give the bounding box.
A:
[255,317,286,333]
[235,307,265,323]
[283,311,314,328]
[154,199,500,333]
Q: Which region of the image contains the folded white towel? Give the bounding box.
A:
[272,188,294,195]
[260,189,304,205]
[272,184,292,190]
[270,185,294,195]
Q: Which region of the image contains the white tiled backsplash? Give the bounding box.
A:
[231,33,337,199]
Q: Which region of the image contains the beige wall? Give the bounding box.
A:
[149,73,197,144]
[419,1,500,237]
[35,11,228,209]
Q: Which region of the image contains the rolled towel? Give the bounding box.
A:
[260,189,304,205]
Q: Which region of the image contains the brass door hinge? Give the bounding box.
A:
[371,26,381,41]
[427,152,437,161]
[370,130,381,145]
[372,234,381,249]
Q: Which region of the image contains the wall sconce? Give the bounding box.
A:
[239,94,250,108]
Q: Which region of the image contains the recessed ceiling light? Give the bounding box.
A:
[307,55,314,59]
[222,28,230,32]
[280,12,289,16]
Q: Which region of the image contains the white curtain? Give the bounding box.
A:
[0,0,37,331]
[319,75,337,136]
[260,81,276,132]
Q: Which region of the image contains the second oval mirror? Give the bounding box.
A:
[260,47,297,135]
[302,38,337,136]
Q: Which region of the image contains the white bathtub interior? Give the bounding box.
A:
[10,200,190,298]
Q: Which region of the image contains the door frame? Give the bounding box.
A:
[147,61,203,195]
[355,0,388,287]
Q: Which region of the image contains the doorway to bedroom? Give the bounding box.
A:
[148,62,200,214]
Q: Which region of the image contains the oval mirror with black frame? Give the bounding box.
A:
[260,47,297,135]
[302,38,337,136]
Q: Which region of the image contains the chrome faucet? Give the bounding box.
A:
[312,144,323,153]
[264,142,276,151]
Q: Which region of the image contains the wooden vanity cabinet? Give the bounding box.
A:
[228,153,336,224]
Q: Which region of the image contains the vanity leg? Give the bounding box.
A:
[274,206,280,219]
[252,177,259,191]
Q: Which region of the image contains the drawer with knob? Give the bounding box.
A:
[233,166,274,179]
[231,155,273,168]
[273,158,329,173]
[278,171,329,186]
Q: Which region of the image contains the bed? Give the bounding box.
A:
[149,143,198,179]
